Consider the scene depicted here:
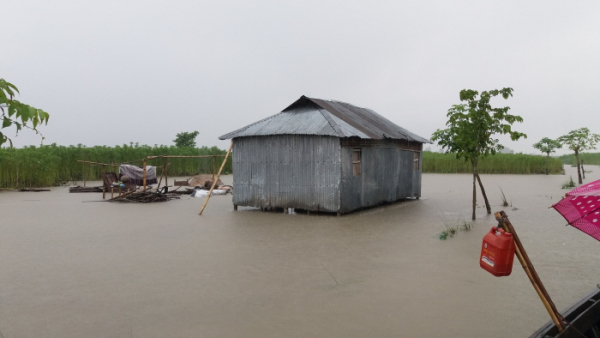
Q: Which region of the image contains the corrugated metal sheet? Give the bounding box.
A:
[232,135,342,212]
[219,96,429,143]
[310,97,430,143]
[339,145,420,214]
[231,135,422,214]
[340,138,423,151]
[222,96,426,214]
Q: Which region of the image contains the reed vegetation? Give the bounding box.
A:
[0,143,231,188]
[561,176,576,189]
[438,213,472,240]
[557,152,600,165]
[422,152,564,174]
[1,147,568,189]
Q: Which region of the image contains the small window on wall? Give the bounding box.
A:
[413,152,420,170]
[353,149,362,176]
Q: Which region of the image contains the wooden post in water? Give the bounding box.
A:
[143,159,147,190]
[156,161,164,189]
[164,157,168,188]
[495,211,564,331]
[199,141,233,215]
[212,155,216,183]
[83,154,87,187]
[102,165,106,199]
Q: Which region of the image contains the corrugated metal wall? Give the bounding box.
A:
[412,151,422,198]
[339,145,421,214]
[232,136,422,214]
[232,135,341,212]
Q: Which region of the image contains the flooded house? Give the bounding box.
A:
[219,95,430,215]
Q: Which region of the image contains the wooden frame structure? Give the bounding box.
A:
[77,151,232,206]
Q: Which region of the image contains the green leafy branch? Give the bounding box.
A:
[0,78,50,147]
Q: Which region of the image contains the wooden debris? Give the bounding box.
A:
[170,188,195,195]
[69,186,103,193]
[174,180,188,186]
[109,190,180,203]
[188,174,223,188]
[18,188,51,192]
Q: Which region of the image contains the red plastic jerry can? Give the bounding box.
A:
[480,227,516,277]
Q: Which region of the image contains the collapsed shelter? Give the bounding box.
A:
[219,95,430,215]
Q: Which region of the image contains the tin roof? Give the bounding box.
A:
[219,95,430,143]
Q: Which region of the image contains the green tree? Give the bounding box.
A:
[557,128,600,184]
[173,131,199,148]
[532,137,562,175]
[0,79,49,147]
[431,88,526,220]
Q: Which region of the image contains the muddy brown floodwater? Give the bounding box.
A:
[1,166,599,337]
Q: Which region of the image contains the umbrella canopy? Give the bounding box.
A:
[552,179,600,241]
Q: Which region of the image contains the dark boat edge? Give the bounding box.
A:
[529,287,600,338]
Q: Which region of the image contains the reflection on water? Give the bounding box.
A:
[0,166,598,337]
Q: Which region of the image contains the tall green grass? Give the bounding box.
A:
[0,143,231,188]
[0,147,567,188]
[557,152,600,165]
[422,152,564,174]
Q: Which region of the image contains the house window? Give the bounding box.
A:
[353,149,361,176]
[413,152,420,170]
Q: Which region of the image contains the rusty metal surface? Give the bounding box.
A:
[221,96,426,214]
[308,97,430,142]
[231,135,422,214]
[219,96,429,143]
[340,138,423,151]
[232,135,342,212]
[219,105,368,140]
[339,146,420,214]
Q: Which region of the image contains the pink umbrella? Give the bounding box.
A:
[552,179,600,241]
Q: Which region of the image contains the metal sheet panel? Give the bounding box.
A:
[339,143,421,214]
[310,97,430,142]
[232,135,341,212]
[219,96,429,144]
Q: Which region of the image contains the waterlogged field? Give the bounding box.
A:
[423,151,564,174]
[1,166,599,337]
[0,144,232,188]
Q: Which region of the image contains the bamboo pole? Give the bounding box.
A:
[212,155,216,182]
[199,141,233,215]
[164,157,168,188]
[145,155,227,160]
[77,160,137,166]
[498,212,563,318]
[495,211,564,331]
[143,159,147,190]
[76,155,227,166]
[102,165,106,199]
[157,165,164,189]
[77,160,111,166]
[156,162,171,189]
[83,154,88,187]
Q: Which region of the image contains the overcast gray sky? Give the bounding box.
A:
[3,1,599,155]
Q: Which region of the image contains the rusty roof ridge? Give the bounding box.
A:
[317,108,346,137]
[308,97,380,139]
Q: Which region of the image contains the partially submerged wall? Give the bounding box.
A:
[232,135,342,212]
